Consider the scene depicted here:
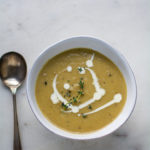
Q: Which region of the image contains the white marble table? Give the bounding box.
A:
[0,0,150,150]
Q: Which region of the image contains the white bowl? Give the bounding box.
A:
[26,36,137,140]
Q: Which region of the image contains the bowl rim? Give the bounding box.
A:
[26,36,137,140]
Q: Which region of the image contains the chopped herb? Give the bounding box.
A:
[61,102,68,110]
[88,105,92,109]
[66,90,71,97]
[69,78,84,104]
[79,79,84,89]
[108,73,112,77]
[78,67,83,72]
[67,80,70,82]
[68,99,72,105]
[81,113,87,118]
[78,90,84,96]
[60,78,85,111]
[44,81,47,85]
[73,97,77,103]
[68,102,72,106]
[61,102,65,107]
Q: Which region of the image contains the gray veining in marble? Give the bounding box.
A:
[0,0,150,150]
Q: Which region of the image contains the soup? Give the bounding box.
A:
[35,48,127,133]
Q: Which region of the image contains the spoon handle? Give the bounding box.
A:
[13,94,22,150]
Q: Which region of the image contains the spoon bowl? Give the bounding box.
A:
[0,52,27,92]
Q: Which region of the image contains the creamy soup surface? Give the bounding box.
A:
[35,48,127,133]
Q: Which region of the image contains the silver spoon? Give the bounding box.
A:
[0,52,27,150]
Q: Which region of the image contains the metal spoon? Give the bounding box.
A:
[0,52,27,150]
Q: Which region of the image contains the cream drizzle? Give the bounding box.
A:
[78,93,122,116]
[50,67,105,113]
[52,75,79,113]
[86,53,95,67]
[67,66,72,72]
[51,93,59,104]
[78,68,105,109]
[50,53,122,116]
[64,83,70,90]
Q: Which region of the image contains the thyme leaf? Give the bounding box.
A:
[79,79,84,89]
[78,67,83,72]
[81,113,87,118]
[88,105,92,109]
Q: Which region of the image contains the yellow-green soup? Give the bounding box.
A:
[35,48,127,133]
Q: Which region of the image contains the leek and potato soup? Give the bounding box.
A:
[35,48,127,133]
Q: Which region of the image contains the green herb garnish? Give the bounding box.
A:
[61,102,68,110]
[81,113,87,118]
[73,97,77,103]
[78,90,84,96]
[68,99,72,105]
[44,81,47,85]
[78,67,83,72]
[79,79,84,89]
[66,90,71,97]
[61,78,85,111]
[88,105,92,109]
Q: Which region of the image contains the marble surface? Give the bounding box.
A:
[0,0,150,150]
